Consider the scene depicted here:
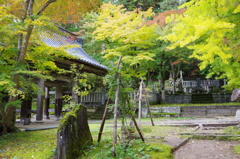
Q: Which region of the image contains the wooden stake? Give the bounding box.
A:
[146,99,154,126]
[97,97,110,142]
[131,116,144,142]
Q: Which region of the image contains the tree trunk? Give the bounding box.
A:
[1,106,18,135]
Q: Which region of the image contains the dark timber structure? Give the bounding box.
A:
[21,27,108,122]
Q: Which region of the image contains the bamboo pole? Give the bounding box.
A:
[138,78,143,127]
[112,56,122,157]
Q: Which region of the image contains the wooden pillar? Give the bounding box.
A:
[44,87,50,119]
[55,84,63,119]
[36,78,45,121]
[21,94,32,120]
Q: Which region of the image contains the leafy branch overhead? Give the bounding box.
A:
[93,3,158,67]
[161,0,240,88]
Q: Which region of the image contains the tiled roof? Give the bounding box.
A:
[41,28,108,71]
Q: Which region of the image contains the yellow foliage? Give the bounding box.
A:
[162,0,240,88]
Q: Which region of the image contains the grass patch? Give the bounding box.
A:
[0,129,57,159]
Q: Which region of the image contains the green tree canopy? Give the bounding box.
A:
[93,2,158,78]
[161,0,240,89]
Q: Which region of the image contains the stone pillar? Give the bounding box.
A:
[56,105,93,159]
[44,87,50,119]
[36,78,45,121]
[55,84,63,120]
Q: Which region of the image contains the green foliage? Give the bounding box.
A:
[82,139,172,159]
[234,145,240,155]
[93,3,157,66]
[162,0,240,89]
[0,3,71,98]
[107,0,187,13]
[93,2,160,117]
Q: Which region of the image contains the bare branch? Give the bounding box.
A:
[37,0,57,15]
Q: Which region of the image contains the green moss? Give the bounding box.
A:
[234,145,240,155]
[151,113,180,117]
[58,105,81,131]
[148,143,173,159]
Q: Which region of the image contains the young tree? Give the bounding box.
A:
[161,0,240,89]
[93,2,157,156]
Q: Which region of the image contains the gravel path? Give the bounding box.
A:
[174,139,240,159]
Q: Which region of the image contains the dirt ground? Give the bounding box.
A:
[174,139,240,159]
[150,117,240,159]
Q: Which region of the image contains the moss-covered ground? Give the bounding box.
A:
[0,118,239,158]
[0,118,192,159]
[0,129,57,158]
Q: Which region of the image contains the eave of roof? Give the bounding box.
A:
[41,27,108,76]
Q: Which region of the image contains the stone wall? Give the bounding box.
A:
[164,93,231,104]
[181,105,240,117]
[56,105,92,159]
[147,105,240,118]
[212,93,231,103]
[150,106,181,114]
[165,95,192,104]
